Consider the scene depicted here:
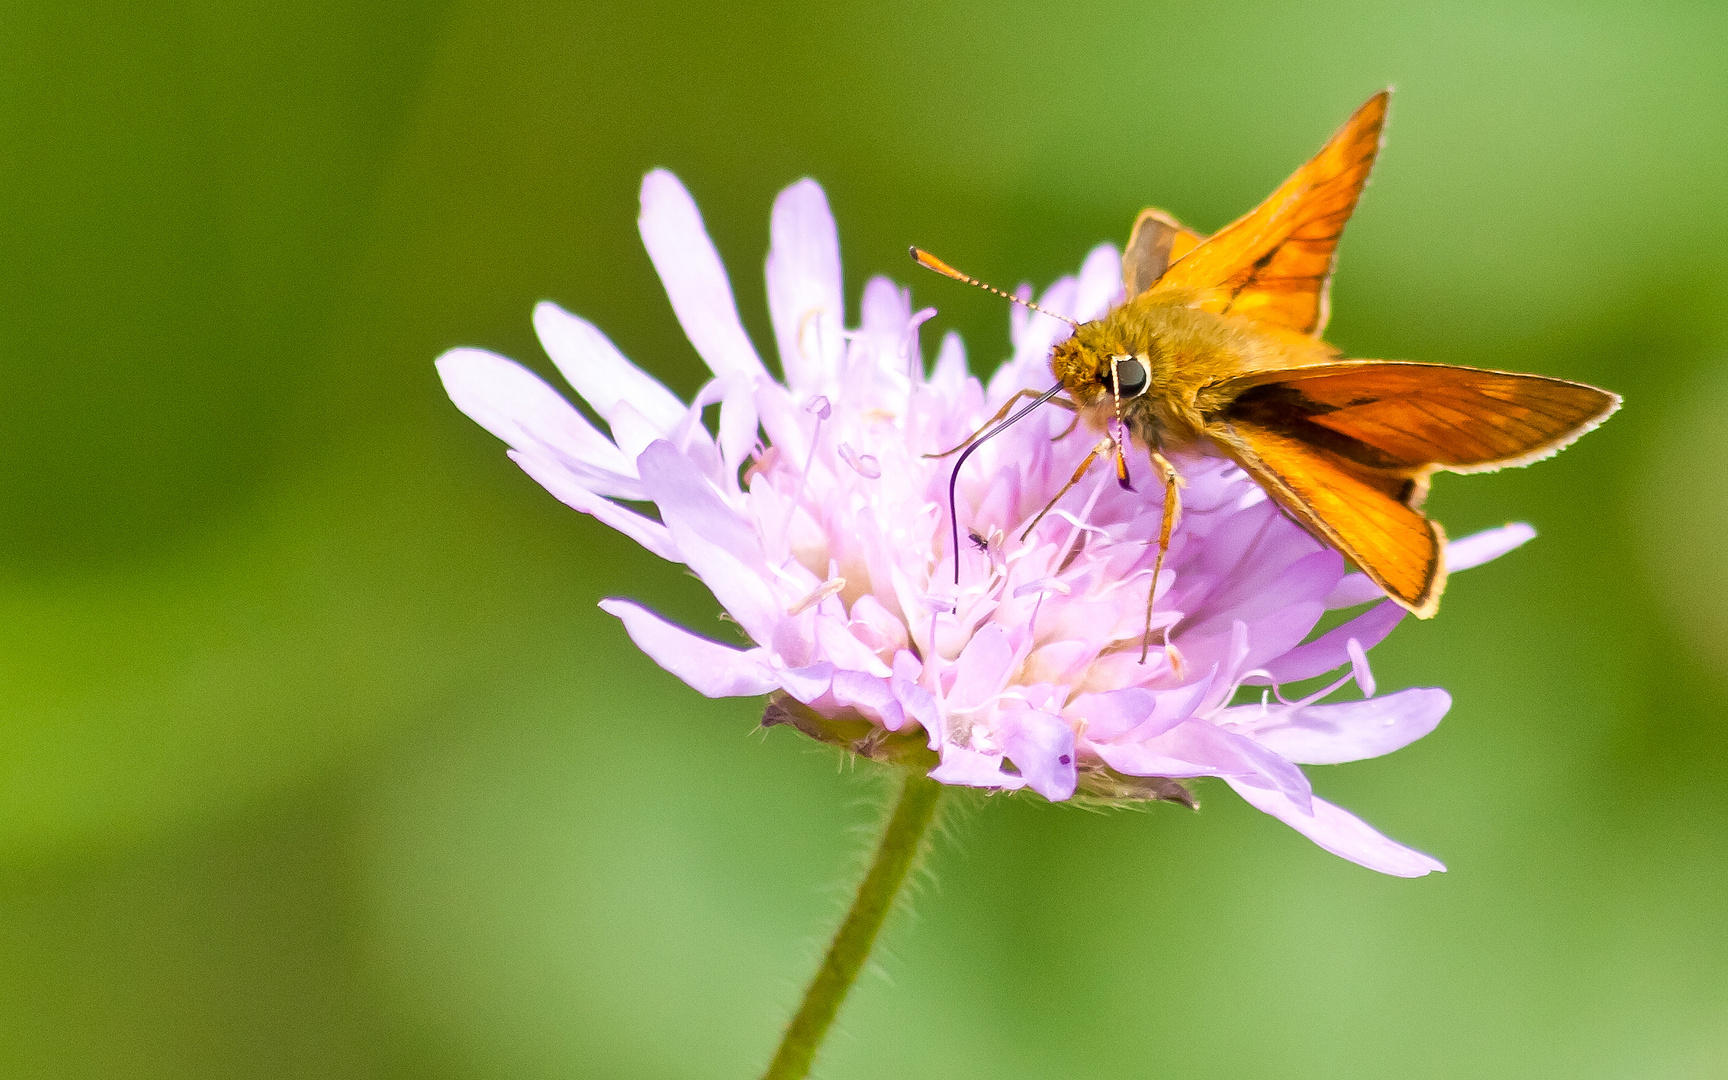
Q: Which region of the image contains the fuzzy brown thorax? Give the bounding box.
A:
[1051,291,1342,449]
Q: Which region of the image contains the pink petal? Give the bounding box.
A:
[1183,532,1335,637]
[891,666,941,742]
[778,663,835,704]
[946,624,1014,711]
[531,302,687,434]
[859,275,909,337]
[635,440,763,569]
[599,598,779,698]
[846,276,917,381]
[892,650,921,682]
[991,275,1077,398]
[1242,600,1328,673]
[1346,638,1375,697]
[1219,687,1451,764]
[717,373,759,474]
[638,169,767,382]
[508,449,679,562]
[1067,677,1209,743]
[846,594,909,656]
[436,349,638,495]
[1074,243,1125,321]
[929,331,968,392]
[1021,638,1096,688]
[752,379,813,463]
[1224,780,1446,877]
[813,613,893,677]
[830,670,905,730]
[766,179,845,392]
[929,744,1027,791]
[602,399,666,463]
[636,441,785,650]
[1251,601,1406,686]
[1182,620,1253,715]
[1096,718,1313,812]
[1322,573,1388,611]
[1066,687,1161,742]
[1447,522,1537,570]
[999,709,1077,801]
[682,374,751,482]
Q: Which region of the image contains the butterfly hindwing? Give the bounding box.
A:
[1122,208,1206,299]
[1207,415,1445,616]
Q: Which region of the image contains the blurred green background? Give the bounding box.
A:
[1,0,1725,1076]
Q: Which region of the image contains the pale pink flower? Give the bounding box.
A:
[438,170,1535,877]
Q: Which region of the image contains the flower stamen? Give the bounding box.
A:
[780,395,831,548]
[787,577,847,616]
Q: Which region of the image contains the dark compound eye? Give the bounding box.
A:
[1112,355,1149,397]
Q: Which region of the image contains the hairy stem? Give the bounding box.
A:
[761,770,943,1080]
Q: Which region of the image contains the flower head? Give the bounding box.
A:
[438,170,1534,877]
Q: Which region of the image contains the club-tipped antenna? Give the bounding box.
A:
[910,247,1080,329]
[946,384,1066,583]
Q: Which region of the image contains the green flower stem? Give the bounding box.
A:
[762,769,944,1080]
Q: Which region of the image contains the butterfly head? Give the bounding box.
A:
[1051,333,1152,413]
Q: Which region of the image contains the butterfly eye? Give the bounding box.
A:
[1112,355,1150,397]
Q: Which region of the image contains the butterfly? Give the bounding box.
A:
[914,89,1618,642]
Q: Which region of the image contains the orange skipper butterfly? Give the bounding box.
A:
[915,90,1618,650]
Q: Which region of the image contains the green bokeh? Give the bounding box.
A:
[1,1,1725,1076]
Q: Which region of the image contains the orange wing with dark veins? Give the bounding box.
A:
[1217,361,1621,471]
[1204,361,1620,616]
[1156,90,1390,337]
[1207,417,1446,616]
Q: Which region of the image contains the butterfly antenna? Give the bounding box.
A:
[946,384,1066,583]
[910,247,1080,328]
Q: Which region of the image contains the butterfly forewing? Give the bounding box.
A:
[1215,362,1621,471]
[1155,91,1389,337]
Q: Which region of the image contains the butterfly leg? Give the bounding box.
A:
[1018,435,1114,541]
[925,388,1076,459]
[1138,451,1186,666]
